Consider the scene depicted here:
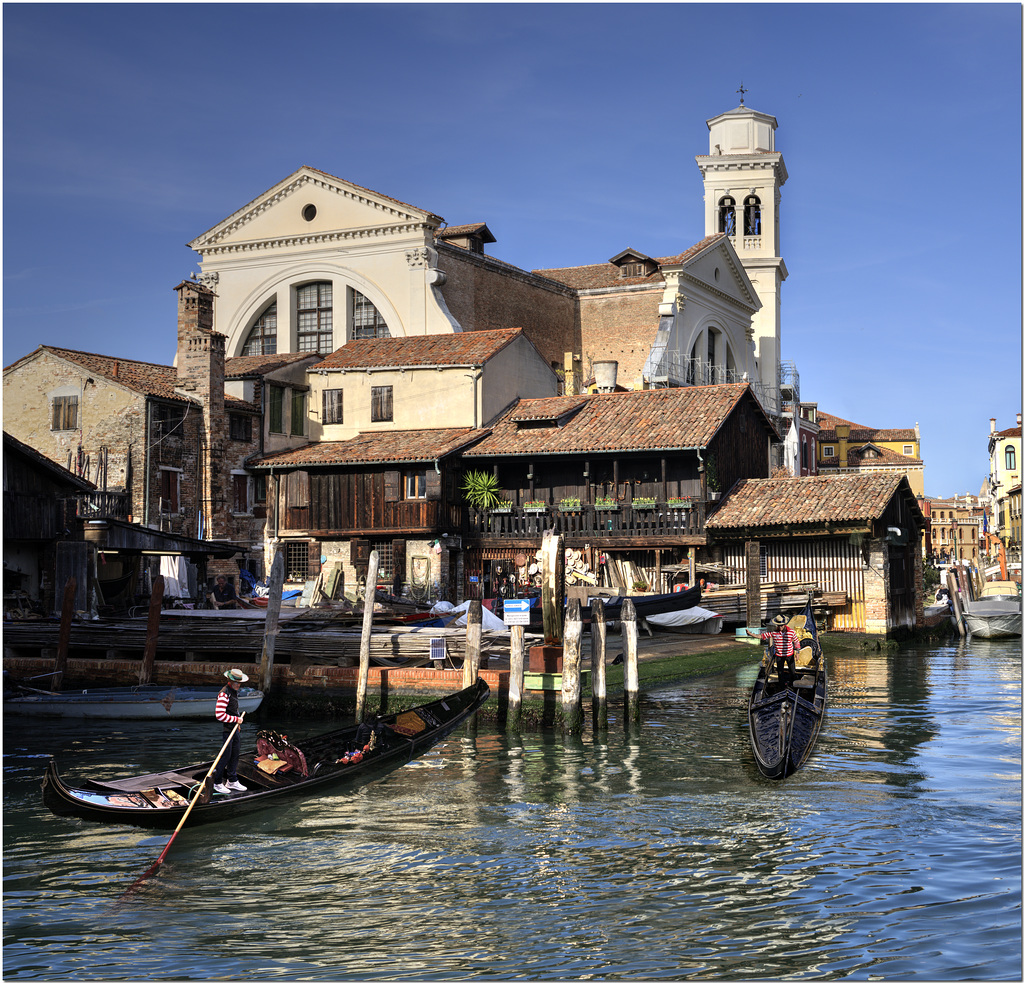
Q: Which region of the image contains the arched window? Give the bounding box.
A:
[744,195,761,235]
[242,302,277,356]
[1006,445,1017,471]
[297,281,333,352]
[351,290,390,341]
[718,196,736,236]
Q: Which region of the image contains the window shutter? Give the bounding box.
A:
[392,539,406,585]
[352,538,370,565]
[384,471,401,502]
[307,540,322,578]
[426,469,441,501]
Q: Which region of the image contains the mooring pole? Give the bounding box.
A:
[561,598,583,735]
[463,599,482,688]
[591,597,608,731]
[52,576,77,692]
[137,575,165,686]
[355,550,379,723]
[622,597,641,728]
[507,623,525,734]
[258,552,285,693]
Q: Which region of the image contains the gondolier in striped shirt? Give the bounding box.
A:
[746,614,800,686]
[212,669,248,794]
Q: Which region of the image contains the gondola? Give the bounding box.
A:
[747,605,827,779]
[43,678,489,829]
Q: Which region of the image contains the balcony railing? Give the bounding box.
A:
[467,503,705,541]
[70,491,130,521]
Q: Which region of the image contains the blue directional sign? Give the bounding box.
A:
[502,598,532,626]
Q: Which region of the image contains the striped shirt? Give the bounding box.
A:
[757,625,799,661]
[215,685,243,725]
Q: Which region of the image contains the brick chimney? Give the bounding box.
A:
[174,279,228,539]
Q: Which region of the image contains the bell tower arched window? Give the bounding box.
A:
[718,196,736,236]
[242,302,277,356]
[744,195,761,235]
[297,281,333,353]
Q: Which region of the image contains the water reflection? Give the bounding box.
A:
[3,638,1020,981]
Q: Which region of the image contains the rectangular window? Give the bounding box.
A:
[51,395,79,431]
[229,413,252,442]
[231,473,249,513]
[254,475,267,504]
[370,540,394,580]
[297,281,333,352]
[322,388,343,425]
[290,390,307,436]
[153,403,185,439]
[371,386,393,422]
[284,541,311,581]
[269,386,284,434]
[159,469,180,514]
[404,471,428,499]
[903,445,914,456]
[823,446,835,458]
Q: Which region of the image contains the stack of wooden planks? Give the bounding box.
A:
[697,581,847,624]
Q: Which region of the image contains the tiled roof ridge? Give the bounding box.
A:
[36,345,172,372]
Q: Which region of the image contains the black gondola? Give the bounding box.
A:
[747,606,827,779]
[43,679,489,829]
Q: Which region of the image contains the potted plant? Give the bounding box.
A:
[632,496,657,509]
[523,500,548,512]
[594,496,619,511]
[704,454,721,501]
[631,577,650,592]
[461,470,502,509]
[558,497,582,512]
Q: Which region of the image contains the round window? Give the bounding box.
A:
[302,204,317,222]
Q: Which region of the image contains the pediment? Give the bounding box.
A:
[677,238,759,311]
[189,166,443,252]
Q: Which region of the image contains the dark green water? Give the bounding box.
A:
[3,638,1021,980]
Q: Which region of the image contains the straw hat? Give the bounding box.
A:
[770,614,788,627]
[224,668,249,683]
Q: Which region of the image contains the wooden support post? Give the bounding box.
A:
[561,598,583,735]
[540,529,564,646]
[137,575,164,686]
[745,539,761,629]
[506,624,525,734]
[946,570,964,636]
[355,550,380,723]
[463,599,482,688]
[258,552,285,693]
[622,597,640,728]
[52,577,77,692]
[591,598,608,731]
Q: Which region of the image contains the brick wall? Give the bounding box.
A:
[578,289,663,389]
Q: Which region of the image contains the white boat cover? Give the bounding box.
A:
[645,605,724,633]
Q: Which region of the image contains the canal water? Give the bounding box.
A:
[3,638,1021,981]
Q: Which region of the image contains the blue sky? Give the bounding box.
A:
[3,3,1020,498]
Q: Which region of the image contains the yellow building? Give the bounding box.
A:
[816,413,923,496]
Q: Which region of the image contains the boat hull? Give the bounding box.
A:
[42,679,489,828]
[961,597,1022,638]
[6,686,265,719]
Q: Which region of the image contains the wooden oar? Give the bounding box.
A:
[118,719,242,899]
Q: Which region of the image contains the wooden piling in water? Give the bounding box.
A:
[258,552,285,693]
[507,624,525,734]
[946,570,965,636]
[591,598,608,731]
[621,597,641,727]
[561,598,583,735]
[355,550,380,722]
[463,599,482,687]
[52,577,77,692]
[137,575,165,686]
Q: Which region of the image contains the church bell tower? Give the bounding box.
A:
[696,99,788,410]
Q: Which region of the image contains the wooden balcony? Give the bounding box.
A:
[284,499,463,538]
[467,503,706,546]
[71,491,131,522]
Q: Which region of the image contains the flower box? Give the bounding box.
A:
[667,498,693,509]
[558,498,582,512]
[523,502,547,513]
[594,498,619,511]
[631,498,657,510]
[488,506,513,513]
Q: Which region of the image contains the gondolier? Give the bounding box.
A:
[746,614,799,686]
[213,669,248,794]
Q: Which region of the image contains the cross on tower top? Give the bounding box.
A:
[736,83,747,105]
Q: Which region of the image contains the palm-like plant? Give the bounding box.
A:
[461,470,502,508]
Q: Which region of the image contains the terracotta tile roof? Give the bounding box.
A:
[707,473,917,530]
[464,384,775,457]
[995,426,1022,439]
[249,427,482,468]
[817,443,923,469]
[436,223,496,243]
[816,411,916,443]
[24,346,188,402]
[225,353,319,378]
[533,234,726,290]
[313,328,524,370]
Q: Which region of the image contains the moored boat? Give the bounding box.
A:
[5,683,265,719]
[747,606,827,779]
[42,678,489,828]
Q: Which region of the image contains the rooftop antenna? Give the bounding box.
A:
[737,82,747,105]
